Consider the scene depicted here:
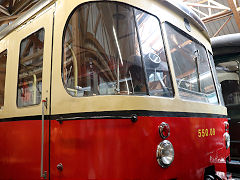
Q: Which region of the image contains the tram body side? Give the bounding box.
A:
[0,0,229,179]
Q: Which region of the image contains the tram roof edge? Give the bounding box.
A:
[0,0,209,41]
[0,0,55,40]
[160,0,209,40]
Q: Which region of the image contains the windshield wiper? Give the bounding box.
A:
[194,50,201,92]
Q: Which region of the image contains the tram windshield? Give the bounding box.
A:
[62,2,173,97]
[165,23,218,104]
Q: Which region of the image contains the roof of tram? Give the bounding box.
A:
[0,0,239,38]
[0,0,209,41]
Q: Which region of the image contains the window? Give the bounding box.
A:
[17,29,45,107]
[208,52,224,105]
[165,23,218,104]
[216,61,240,105]
[221,80,240,105]
[0,50,7,108]
[135,10,173,97]
[62,2,173,97]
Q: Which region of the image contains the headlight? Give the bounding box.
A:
[156,140,174,168]
[224,132,230,149]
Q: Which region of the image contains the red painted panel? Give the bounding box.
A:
[50,116,229,180]
[0,120,49,180]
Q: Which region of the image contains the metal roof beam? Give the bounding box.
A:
[185,0,238,24]
[0,4,10,16]
[191,7,209,17]
[11,0,38,15]
[0,14,20,23]
[185,0,232,20]
[228,0,240,32]
[208,0,230,10]
[0,0,55,40]
[213,16,232,37]
[202,10,232,23]
[185,2,229,10]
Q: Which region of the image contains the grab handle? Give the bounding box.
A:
[41,99,47,179]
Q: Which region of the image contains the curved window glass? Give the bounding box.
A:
[165,23,218,104]
[62,2,173,97]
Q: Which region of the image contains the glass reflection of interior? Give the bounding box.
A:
[216,61,240,105]
[17,29,44,107]
[62,2,173,97]
[165,23,218,104]
[0,50,7,108]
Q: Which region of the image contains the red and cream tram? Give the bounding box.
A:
[0,0,230,179]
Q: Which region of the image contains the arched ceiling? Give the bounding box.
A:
[184,0,240,37]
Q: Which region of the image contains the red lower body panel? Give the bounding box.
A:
[0,120,49,180]
[0,115,229,179]
[50,116,229,180]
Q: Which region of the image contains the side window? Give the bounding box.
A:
[62,2,145,96]
[0,50,7,108]
[165,23,218,104]
[216,61,240,105]
[221,80,240,105]
[62,2,173,97]
[17,29,45,107]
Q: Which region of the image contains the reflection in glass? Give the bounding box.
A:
[0,50,7,108]
[62,2,173,97]
[63,2,145,96]
[17,29,44,107]
[136,10,173,97]
[208,52,224,105]
[165,23,218,104]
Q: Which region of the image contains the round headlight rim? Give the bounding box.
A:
[156,140,174,168]
[224,132,230,149]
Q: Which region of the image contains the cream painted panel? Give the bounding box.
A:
[0,38,9,115]
[0,6,54,119]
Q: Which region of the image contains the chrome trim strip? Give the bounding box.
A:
[56,114,138,123]
[0,0,55,40]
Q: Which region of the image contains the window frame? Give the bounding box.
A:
[207,51,224,106]
[0,49,7,109]
[61,1,174,98]
[164,22,219,104]
[16,28,45,108]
